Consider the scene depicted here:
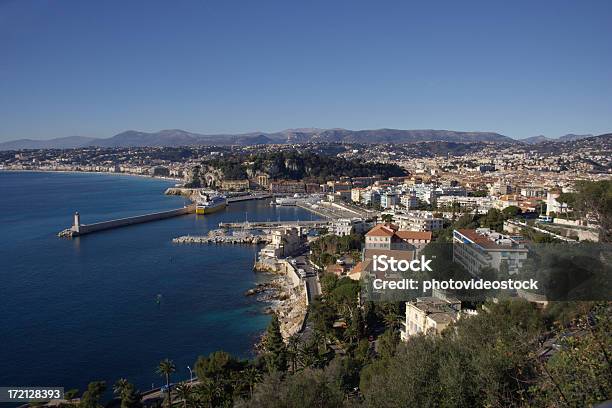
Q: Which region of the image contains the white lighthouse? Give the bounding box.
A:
[72,211,81,233]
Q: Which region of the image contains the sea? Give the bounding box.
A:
[0,171,317,396]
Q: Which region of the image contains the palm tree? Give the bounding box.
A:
[383,310,401,332]
[242,367,262,399]
[192,379,219,408]
[174,383,192,408]
[113,378,130,398]
[156,359,176,407]
[343,324,359,346]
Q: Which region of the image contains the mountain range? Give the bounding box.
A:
[521,133,594,144]
[0,128,604,150]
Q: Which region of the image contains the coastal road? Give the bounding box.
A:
[291,255,321,301]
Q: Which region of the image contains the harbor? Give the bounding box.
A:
[58,190,279,238]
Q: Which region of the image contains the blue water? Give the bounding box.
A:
[0,171,317,395]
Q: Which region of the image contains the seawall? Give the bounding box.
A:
[58,205,195,237]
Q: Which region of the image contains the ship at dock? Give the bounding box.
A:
[195,191,227,214]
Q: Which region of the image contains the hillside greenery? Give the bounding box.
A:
[200,150,406,183]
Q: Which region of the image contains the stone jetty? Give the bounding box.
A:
[172,230,270,245]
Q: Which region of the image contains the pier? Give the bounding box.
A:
[227,193,272,203]
[58,204,196,237]
[218,220,330,230]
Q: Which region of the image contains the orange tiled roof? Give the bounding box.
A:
[395,231,432,241]
[365,223,397,237]
[363,249,415,261]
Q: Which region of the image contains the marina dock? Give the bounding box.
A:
[218,220,330,230]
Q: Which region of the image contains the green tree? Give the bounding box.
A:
[560,180,612,241]
[242,367,263,399]
[502,205,522,218]
[194,350,241,381]
[79,381,106,408]
[64,389,79,401]
[174,383,193,408]
[286,334,301,373]
[264,315,288,372]
[116,382,142,408]
[481,208,505,232]
[244,369,344,408]
[532,303,612,406]
[381,214,394,223]
[156,359,176,407]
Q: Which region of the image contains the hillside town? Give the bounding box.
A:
[1,136,610,406]
[3,137,609,329]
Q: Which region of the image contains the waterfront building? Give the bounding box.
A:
[259,227,305,258]
[452,228,528,275]
[254,173,270,189]
[269,180,306,194]
[305,183,321,193]
[221,179,250,191]
[329,181,352,193]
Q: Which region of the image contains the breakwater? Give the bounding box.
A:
[219,220,330,230]
[173,233,270,245]
[58,204,195,237]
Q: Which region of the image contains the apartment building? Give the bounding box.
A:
[394,211,444,232]
[381,192,399,209]
[400,297,461,341]
[351,188,366,203]
[400,191,418,209]
[332,218,367,236]
[452,228,528,275]
[436,196,495,213]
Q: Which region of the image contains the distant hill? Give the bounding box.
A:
[522,133,594,144]
[558,133,593,142]
[0,128,518,150]
[0,136,96,150]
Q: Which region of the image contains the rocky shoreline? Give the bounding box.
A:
[164,187,198,199]
[247,271,308,345]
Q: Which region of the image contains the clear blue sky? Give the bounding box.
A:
[1,0,611,141]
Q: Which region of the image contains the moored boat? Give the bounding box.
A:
[196,191,227,214]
